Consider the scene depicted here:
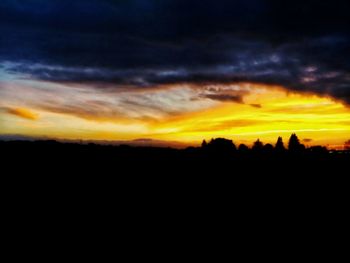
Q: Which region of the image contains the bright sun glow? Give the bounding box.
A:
[1,83,349,149]
[149,86,350,148]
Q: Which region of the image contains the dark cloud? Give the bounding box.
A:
[250,104,262,108]
[1,0,349,103]
[303,138,313,143]
[203,94,243,103]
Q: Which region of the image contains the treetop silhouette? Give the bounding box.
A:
[288,133,305,153]
[252,139,264,151]
[204,138,237,153]
[275,136,285,152]
[238,144,249,153]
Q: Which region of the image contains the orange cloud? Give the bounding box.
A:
[6,107,39,120]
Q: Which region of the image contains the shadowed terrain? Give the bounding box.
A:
[2,134,349,176]
[2,134,348,236]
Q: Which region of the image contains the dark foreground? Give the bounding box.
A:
[2,140,349,232]
[2,140,349,175]
[2,139,349,211]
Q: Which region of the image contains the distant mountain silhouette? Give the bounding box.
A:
[0,135,188,148]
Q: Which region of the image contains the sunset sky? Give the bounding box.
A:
[1,0,350,148]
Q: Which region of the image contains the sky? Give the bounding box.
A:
[0,0,350,148]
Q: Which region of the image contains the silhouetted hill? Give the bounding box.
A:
[0,134,188,148]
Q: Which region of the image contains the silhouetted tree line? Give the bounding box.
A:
[1,133,349,176]
[201,133,328,155]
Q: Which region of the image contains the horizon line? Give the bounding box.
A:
[1,133,348,150]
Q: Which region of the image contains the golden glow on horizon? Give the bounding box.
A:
[147,87,350,148]
[1,84,350,149]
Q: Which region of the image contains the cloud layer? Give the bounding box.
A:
[0,0,349,103]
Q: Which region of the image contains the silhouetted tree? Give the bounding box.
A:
[238,144,249,153]
[288,133,305,153]
[275,136,285,152]
[263,143,274,154]
[308,146,328,156]
[288,134,299,149]
[252,139,264,152]
[207,138,237,153]
[201,140,208,148]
